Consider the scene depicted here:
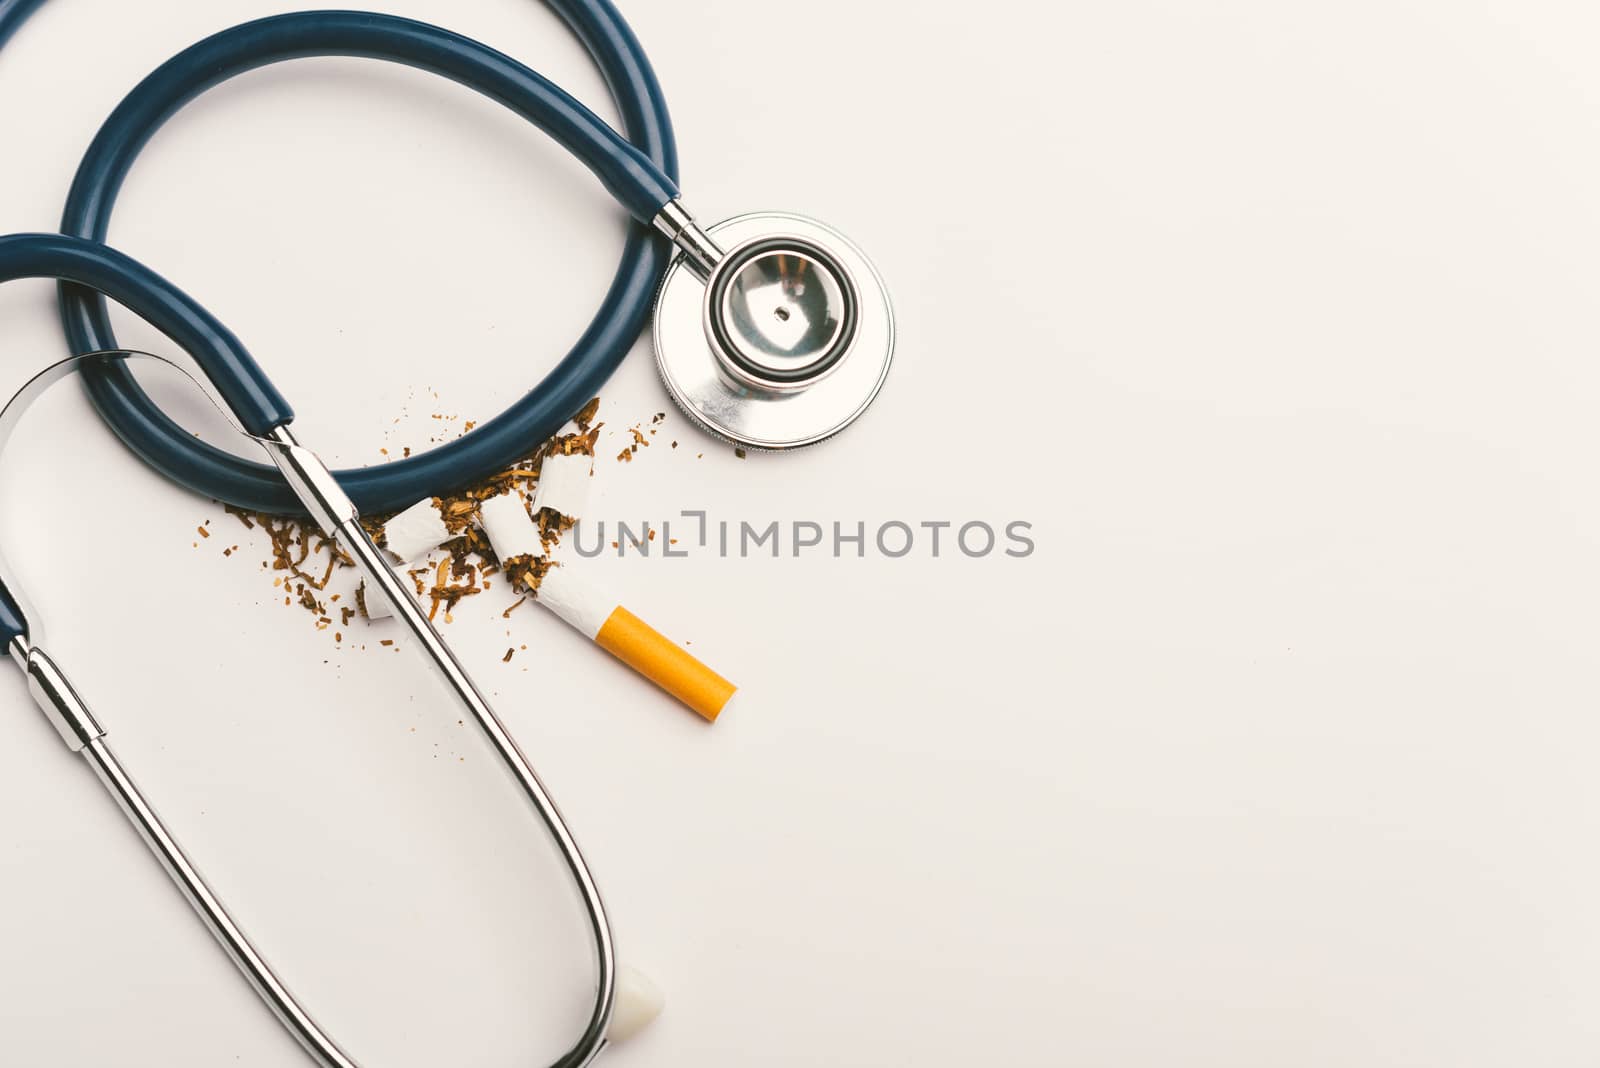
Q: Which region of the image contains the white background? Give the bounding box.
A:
[1,0,1599,1064]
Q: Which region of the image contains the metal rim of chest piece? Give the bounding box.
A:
[651,210,894,450]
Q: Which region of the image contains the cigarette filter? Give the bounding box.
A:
[537,565,736,721]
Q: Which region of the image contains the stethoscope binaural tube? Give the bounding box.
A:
[11,4,683,515]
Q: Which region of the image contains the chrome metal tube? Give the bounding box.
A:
[3,362,616,1067]
[258,425,617,1068]
[33,568,614,1068]
[327,513,616,1064]
[72,680,613,1068]
[81,736,362,1068]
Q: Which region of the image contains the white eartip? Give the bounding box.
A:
[607,963,664,1043]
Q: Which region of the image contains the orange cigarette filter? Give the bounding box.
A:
[535,564,736,721]
[594,607,736,721]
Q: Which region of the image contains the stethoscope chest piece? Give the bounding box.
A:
[653,211,894,450]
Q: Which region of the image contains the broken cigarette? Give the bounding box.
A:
[364,497,454,620]
[478,492,545,562]
[381,497,450,562]
[531,450,592,517]
[478,489,735,721]
[538,564,735,721]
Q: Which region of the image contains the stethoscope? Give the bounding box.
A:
[1,2,894,514]
[0,1,895,1065]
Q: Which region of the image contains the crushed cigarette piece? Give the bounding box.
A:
[359,579,396,620]
[478,492,543,563]
[382,497,451,562]
[531,451,593,519]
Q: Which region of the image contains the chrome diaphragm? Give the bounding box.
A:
[652,209,894,450]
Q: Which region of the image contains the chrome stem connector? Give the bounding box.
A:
[26,646,105,753]
[651,199,724,280]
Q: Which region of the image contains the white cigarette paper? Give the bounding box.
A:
[382,498,450,562]
[360,578,394,620]
[478,492,544,562]
[532,451,593,518]
[533,564,613,638]
[535,566,738,722]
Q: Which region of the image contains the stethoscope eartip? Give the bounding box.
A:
[607,963,666,1043]
[653,211,894,451]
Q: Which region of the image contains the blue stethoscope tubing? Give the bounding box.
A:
[0,2,681,515]
[0,231,277,646]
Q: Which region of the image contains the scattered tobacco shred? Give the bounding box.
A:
[207,395,614,651]
[614,420,654,463]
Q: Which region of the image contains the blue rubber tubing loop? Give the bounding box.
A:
[0,233,291,429]
[0,583,21,647]
[0,231,295,644]
[0,0,44,51]
[4,4,679,515]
